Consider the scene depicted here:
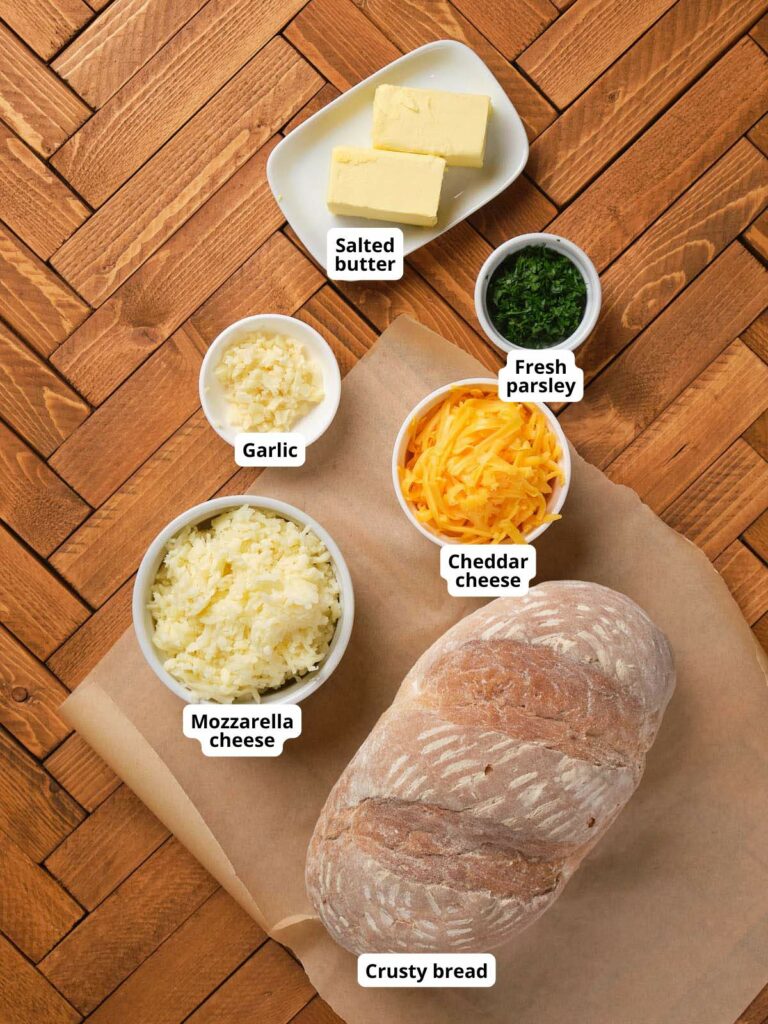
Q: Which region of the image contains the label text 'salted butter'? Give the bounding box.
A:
[327,227,403,280]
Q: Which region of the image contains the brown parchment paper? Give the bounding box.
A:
[63,316,768,1024]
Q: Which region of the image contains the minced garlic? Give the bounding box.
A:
[215,330,324,433]
[148,506,341,703]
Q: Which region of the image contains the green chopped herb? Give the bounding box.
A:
[487,244,587,349]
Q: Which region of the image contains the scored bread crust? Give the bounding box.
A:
[306,581,675,954]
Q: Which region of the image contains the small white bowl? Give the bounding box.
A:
[199,314,341,446]
[474,233,601,355]
[132,496,355,705]
[392,378,571,547]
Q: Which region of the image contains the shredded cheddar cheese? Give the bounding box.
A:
[399,387,564,543]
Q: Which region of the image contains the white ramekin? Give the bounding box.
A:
[132,496,355,705]
[392,378,571,547]
[474,233,601,355]
[199,314,342,447]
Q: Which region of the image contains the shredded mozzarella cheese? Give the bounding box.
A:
[400,387,564,543]
[148,506,341,702]
[215,330,324,433]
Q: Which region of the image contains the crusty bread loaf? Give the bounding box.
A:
[306,581,675,954]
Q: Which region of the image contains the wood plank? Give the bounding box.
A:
[559,244,768,468]
[0,933,80,1024]
[550,37,768,270]
[87,889,266,1024]
[744,409,768,461]
[0,0,91,61]
[52,0,208,108]
[0,524,89,658]
[285,0,400,89]
[188,230,324,343]
[517,0,675,108]
[0,727,85,861]
[0,625,71,758]
[39,839,218,1015]
[291,998,345,1024]
[338,265,501,372]
[51,327,205,506]
[714,541,768,625]
[749,112,768,156]
[349,0,556,139]
[284,82,341,134]
[0,320,90,458]
[52,0,307,207]
[468,174,557,249]
[46,785,169,910]
[50,412,235,606]
[0,25,89,158]
[663,440,768,559]
[0,123,88,260]
[299,999,350,1024]
[0,421,89,556]
[0,224,89,357]
[744,209,768,261]
[529,0,767,204]
[186,940,314,1024]
[744,509,768,564]
[408,219,492,328]
[51,139,285,404]
[751,10,768,50]
[0,829,82,962]
[579,139,768,385]
[450,0,556,60]
[51,38,321,305]
[45,733,120,811]
[743,311,768,363]
[295,284,378,377]
[46,578,133,688]
[214,466,263,499]
[607,341,768,511]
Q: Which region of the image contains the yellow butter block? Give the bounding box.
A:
[373,84,491,168]
[327,146,445,228]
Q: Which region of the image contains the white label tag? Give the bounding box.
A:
[358,954,496,988]
[234,433,305,467]
[183,705,301,757]
[499,349,583,403]
[440,544,536,597]
[327,228,403,280]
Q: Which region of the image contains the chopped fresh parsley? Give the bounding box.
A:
[487,245,587,349]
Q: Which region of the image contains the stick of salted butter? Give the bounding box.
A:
[373,84,491,168]
[327,146,446,227]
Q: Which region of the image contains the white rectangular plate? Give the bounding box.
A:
[267,40,529,270]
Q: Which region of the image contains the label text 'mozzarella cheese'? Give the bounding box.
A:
[182,705,301,757]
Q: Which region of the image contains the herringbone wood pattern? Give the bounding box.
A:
[1,1,767,1021]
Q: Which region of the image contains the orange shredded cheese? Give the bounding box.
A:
[400,387,564,543]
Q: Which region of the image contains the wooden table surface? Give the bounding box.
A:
[1,0,767,1021]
